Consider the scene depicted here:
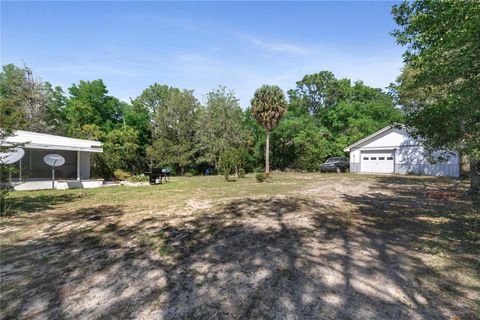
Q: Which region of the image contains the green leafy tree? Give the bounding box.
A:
[120,102,151,172]
[242,108,265,172]
[218,147,248,180]
[0,127,16,215]
[122,102,151,147]
[293,125,333,172]
[218,148,237,181]
[70,124,104,141]
[264,73,403,171]
[64,79,121,135]
[324,99,403,153]
[0,64,57,133]
[44,82,67,134]
[269,105,333,171]
[126,86,190,174]
[68,123,141,178]
[391,0,480,193]
[350,80,392,105]
[0,64,61,213]
[63,80,147,177]
[102,126,142,173]
[233,147,248,177]
[251,85,288,174]
[288,71,351,118]
[196,86,247,168]
[0,66,27,133]
[0,68,24,214]
[131,83,183,141]
[131,83,172,118]
[145,85,200,175]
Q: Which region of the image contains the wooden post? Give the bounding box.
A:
[77,151,81,181]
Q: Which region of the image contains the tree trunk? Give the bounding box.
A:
[469,159,480,195]
[265,129,270,175]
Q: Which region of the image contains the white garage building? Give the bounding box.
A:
[344,125,460,177]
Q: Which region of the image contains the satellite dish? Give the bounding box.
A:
[44,154,65,189]
[0,148,25,164]
[43,154,65,167]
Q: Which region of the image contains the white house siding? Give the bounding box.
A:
[346,127,460,177]
[349,150,361,173]
[80,152,91,179]
[394,145,460,177]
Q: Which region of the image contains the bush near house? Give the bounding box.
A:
[127,174,148,183]
[256,173,266,183]
[113,169,130,181]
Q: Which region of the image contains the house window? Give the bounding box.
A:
[379,157,385,160]
[387,157,393,160]
[363,157,369,160]
[371,157,377,160]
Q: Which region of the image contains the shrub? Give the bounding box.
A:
[127,174,148,182]
[184,172,194,177]
[218,149,238,181]
[256,173,266,183]
[114,169,130,181]
[238,168,246,178]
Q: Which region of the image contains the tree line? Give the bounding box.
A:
[2,0,478,193]
[0,65,404,178]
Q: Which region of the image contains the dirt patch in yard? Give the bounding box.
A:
[300,177,371,198]
[1,174,479,319]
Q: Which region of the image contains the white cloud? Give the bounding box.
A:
[238,34,310,55]
[39,64,137,77]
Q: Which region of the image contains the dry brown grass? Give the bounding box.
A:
[1,173,478,319]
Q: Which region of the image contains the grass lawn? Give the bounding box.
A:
[1,173,479,319]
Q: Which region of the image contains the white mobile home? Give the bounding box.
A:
[3,130,104,190]
[344,126,460,177]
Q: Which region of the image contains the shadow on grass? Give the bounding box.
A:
[1,176,478,319]
[4,192,84,216]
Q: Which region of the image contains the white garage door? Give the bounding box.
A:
[361,151,394,173]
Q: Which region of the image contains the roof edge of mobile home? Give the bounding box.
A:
[2,130,103,153]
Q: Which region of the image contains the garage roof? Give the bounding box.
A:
[343,124,404,152]
[3,130,103,153]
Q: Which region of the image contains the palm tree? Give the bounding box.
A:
[251,85,288,174]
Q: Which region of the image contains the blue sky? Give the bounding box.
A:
[1,1,403,107]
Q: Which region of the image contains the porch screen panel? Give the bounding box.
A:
[26,149,77,179]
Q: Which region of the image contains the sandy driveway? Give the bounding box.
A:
[1,174,478,319]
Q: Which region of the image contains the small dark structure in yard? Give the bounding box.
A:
[145,168,170,184]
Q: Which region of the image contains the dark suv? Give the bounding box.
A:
[319,157,350,173]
